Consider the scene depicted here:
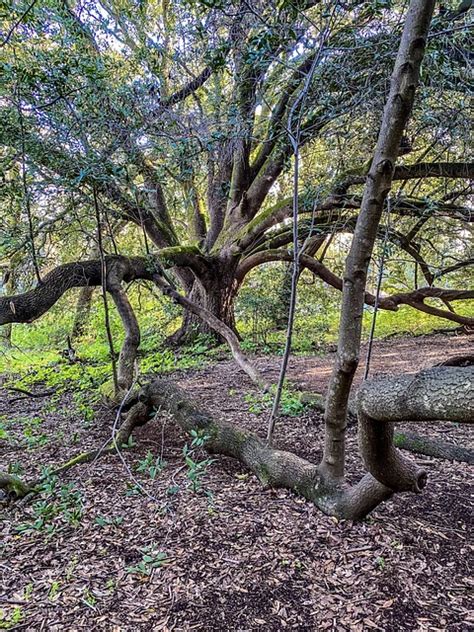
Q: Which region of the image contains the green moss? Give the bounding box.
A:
[99,378,118,401]
[233,198,292,243]
[158,245,202,267]
[393,433,406,447]
[56,452,91,471]
[256,463,271,486]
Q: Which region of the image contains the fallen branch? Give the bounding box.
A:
[394,431,474,464]
[6,386,57,403]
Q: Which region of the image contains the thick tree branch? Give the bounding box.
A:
[358,366,474,492]
[0,253,207,326]
[336,162,474,192]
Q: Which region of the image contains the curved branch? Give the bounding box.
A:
[357,366,474,492]
[236,250,474,327]
[235,191,472,255]
[130,377,391,521]
[0,257,153,326]
[108,280,140,391]
[0,248,213,327]
[152,274,270,392]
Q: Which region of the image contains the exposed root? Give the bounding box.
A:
[0,471,33,498]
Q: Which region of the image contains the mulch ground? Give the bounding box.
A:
[0,333,472,631]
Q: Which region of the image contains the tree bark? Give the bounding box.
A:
[394,431,474,464]
[71,285,95,340]
[0,257,154,326]
[321,0,436,485]
[169,263,241,344]
[131,377,392,520]
[357,366,473,492]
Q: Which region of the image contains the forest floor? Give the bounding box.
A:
[1,333,473,631]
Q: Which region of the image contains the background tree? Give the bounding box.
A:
[0,0,472,348]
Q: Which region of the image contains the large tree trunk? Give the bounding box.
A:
[170,263,241,345]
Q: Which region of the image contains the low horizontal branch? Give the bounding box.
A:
[335,162,474,193]
[237,249,474,327]
[358,366,474,493]
[0,256,153,326]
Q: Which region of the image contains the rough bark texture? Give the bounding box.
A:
[71,285,95,340]
[394,431,474,464]
[357,366,474,492]
[131,378,391,520]
[170,263,240,344]
[0,257,154,326]
[322,0,436,485]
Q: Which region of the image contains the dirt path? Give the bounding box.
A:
[0,334,472,631]
[254,331,473,394]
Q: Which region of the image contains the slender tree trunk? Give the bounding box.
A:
[321,0,436,485]
[71,285,95,340]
